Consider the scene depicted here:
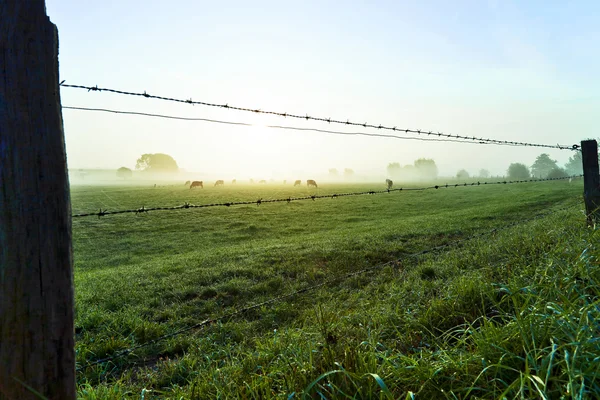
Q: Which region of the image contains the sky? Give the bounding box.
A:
[46,0,598,180]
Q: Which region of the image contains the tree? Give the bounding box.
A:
[135,153,179,172]
[328,168,339,177]
[478,169,490,178]
[116,166,133,179]
[507,163,530,179]
[564,152,583,175]
[565,150,600,176]
[344,168,354,179]
[456,169,470,179]
[531,153,558,178]
[547,167,568,179]
[414,158,438,180]
[387,162,402,178]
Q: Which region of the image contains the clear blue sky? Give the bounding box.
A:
[46,0,598,179]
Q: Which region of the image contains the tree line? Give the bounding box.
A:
[386,152,583,181]
[116,153,179,178]
[505,152,582,180]
[112,152,584,181]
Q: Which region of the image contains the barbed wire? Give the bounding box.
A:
[72,175,582,219]
[75,199,581,371]
[63,106,521,147]
[60,83,579,150]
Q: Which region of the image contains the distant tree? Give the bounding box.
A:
[547,167,568,179]
[564,152,583,175]
[478,169,490,178]
[344,168,355,178]
[456,169,470,179]
[507,163,531,179]
[414,158,438,180]
[531,153,558,178]
[116,166,133,179]
[328,168,339,177]
[387,162,402,178]
[135,153,179,172]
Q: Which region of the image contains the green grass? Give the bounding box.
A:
[70,180,598,398]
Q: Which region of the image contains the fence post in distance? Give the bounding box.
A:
[581,140,600,226]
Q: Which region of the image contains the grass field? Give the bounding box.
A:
[71,179,598,399]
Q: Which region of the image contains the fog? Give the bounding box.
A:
[64,104,580,186]
[68,157,534,188]
[48,1,594,182]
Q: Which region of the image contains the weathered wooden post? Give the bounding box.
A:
[0,1,75,399]
[581,140,600,226]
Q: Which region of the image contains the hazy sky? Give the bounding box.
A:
[46,0,597,179]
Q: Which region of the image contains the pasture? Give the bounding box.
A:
[72,180,596,398]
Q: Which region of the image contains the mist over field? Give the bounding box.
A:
[69,149,582,187]
[67,169,488,187]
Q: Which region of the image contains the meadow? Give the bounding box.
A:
[71,179,598,399]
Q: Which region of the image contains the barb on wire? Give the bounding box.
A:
[75,200,581,371]
[71,175,583,219]
[60,84,578,150]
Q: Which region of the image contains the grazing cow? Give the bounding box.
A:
[307,179,318,188]
[386,179,393,189]
[294,180,301,186]
[232,179,237,184]
[190,181,203,189]
[185,180,190,186]
[214,180,224,187]
[259,180,267,184]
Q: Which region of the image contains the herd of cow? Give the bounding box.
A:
[183,179,394,189]
[184,179,319,189]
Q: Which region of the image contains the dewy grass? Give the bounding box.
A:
[69,181,599,398]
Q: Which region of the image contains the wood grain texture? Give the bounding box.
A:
[581,140,600,226]
[0,1,75,399]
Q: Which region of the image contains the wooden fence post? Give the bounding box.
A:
[581,140,600,226]
[0,1,75,399]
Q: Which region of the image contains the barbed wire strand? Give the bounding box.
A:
[72,175,583,219]
[75,199,581,371]
[63,106,523,147]
[60,83,579,151]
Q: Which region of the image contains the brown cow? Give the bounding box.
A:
[190,181,203,189]
[214,180,224,187]
[386,179,393,189]
[293,180,301,186]
[307,179,318,188]
[185,180,191,186]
